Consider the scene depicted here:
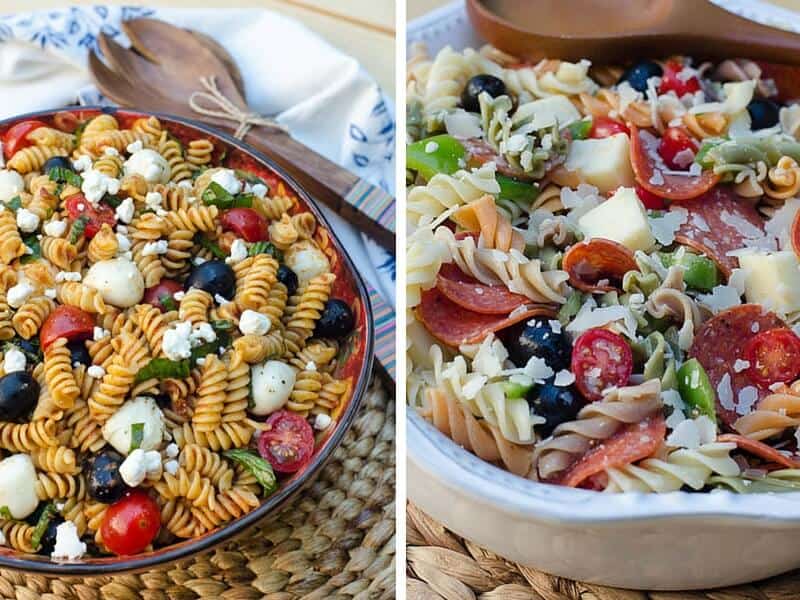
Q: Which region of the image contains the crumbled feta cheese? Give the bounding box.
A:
[213,294,229,305]
[195,357,206,366]
[141,240,168,256]
[239,309,271,336]
[15,208,39,233]
[225,239,248,264]
[305,361,317,372]
[7,281,34,308]
[313,413,332,430]
[104,147,119,157]
[44,288,57,299]
[115,232,131,252]
[115,197,135,224]
[250,183,268,199]
[190,322,216,346]
[548,319,562,334]
[55,271,81,282]
[163,322,193,360]
[193,257,207,265]
[124,149,171,184]
[3,347,25,373]
[93,326,109,341]
[81,169,120,205]
[173,290,185,301]
[164,459,179,475]
[145,191,163,212]
[71,155,92,172]
[119,449,162,487]
[43,219,67,238]
[126,140,144,154]
[87,365,105,379]
[553,369,575,387]
[210,169,242,195]
[51,521,86,560]
[165,443,179,458]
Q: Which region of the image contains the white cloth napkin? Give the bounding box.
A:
[0,6,396,307]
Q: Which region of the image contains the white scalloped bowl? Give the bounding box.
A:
[408,412,800,590]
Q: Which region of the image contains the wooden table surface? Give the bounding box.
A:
[0,0,396,96]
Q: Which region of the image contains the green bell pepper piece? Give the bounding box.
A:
[496,174,539,204]
[566,117,592,140]
[677,358,717,421]
[406,134,467,181]
[659,251,719,292]
[503,380,533,400]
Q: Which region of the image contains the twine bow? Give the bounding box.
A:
[189,75,288,139]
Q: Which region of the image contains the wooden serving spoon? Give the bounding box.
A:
[467,0,800,65]
[89,18,394,251]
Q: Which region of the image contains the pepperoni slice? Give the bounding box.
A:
[672,185,766,277]
[556,414,666,488]
[689,304,786,428]
[630,124,720,201]
[718,434,800,469]
[436,264,528,315]
[562,238,637,292]
[417,288,555,346]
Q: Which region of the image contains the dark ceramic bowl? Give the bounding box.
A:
[0,107,374,575]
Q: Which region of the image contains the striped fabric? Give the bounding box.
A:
[367,283,396,381]
[345,179,396,233]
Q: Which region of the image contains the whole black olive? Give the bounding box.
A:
[504,319,571,371]
[528,379,581,437]
[42,156,74,174]
[461,74,507,113]
[747,99,780,131]
[67,340,91,367]
[88,449,127,503]
[152,393,171,410]
[314,299,355,339]
[277,265,299,297]
[36,514,65,556]
[0,371,39,422]
[185,260,235,299]
[618,61,663,93]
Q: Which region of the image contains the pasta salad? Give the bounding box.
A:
[407,44,800,494]
[0,110,360,559]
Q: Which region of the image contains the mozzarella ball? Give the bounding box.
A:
[0,454,38,519]
[284,240,330,286]
[84,257,144,308]
[123,149,171,184]
[250,360,296,416]
[102,396,166,455]
[0,169,25,203]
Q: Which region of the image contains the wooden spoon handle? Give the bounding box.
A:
[243,128,395,251]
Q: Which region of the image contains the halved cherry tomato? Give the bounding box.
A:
[571,328,633,401]
[2,120,47,160]
[100,489,161,556]
[589,116,629,139]
[220,208,268,242]
[258,410,315,473]
[64,193,116,239]
[143,279,183,313]
[40,305,95,350]
[744,328,800,388]
[657,60,701,97]
[634,183,667,210]
[657,127,699,171]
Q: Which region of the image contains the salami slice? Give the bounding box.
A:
[689,304,786,428]
[672,185,766,277]
[436,264,528,315]
[557,414,666,488]
[630,125,720,201]
[459,137,534,180]
[718,434,800,469]
[562,238,638,292]
[417,288,556,346]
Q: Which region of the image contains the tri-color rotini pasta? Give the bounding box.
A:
[0,111,356,559]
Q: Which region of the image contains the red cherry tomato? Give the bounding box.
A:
[589,116,629,139]
[220,208,269,242]
[571,328,633,401]
[258,410,315,473]
[143,279,183,312]
[744,328,800,387]
[64,193,116,239]
[2,120,47,160]
[40,305,95,350]
[634,183,667,210]
[657,60,701,97]
[100,489,161,556]
[657,127,699,171]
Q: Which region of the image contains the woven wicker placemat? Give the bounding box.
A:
[0,378,394,600]
[407,503,800,600]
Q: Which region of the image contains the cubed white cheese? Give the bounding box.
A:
[250,360,296,416]
[239,309,271,336]
[163,321,193,361]
[55,271,81,283]
[553,133,635,193]
[43,219,67,238]
[115,197,135,224]
[0,454,38,519]
[102,396,166,455]
[83,257,144,307]
[87,365,105,378]
[15,208,39,233]
[578,187,655,251]
[124,149,171,184]
[119,448,162,487]
[81,169,121,205]
[51,521,86,560]
[165,443,179,458]
[284,240,330,286]
[250,183,268,199]
[0,169,24,202]
[93,326,109,341]
[738,250,800,315]
[512,95,581,132]
[164,459,179,475]
[72,155,92,173]
[141,240,168,256]
[3,347,25,373]
[6,281,34,308]
[225,239,248,265]
[210,169,242,195]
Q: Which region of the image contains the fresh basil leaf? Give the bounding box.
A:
[103,194,122,209]
[210,319,233,331]
[223,449,277,497]
[48,167,83,188]
[129,422,145,452]
[159,293,177,313]
[73,121,88,148]
[135,357,191,384]
[194,233,226,259]
[0,506,13,520]
[30,503,57,550]
[19,234,41,264]
[248,241,282,261]
[190,329,231,365]
[234,169,267,187]
[202,181,235,208]
[5,196,22,212]
[69,215,89,244]
[231,194,254,208]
